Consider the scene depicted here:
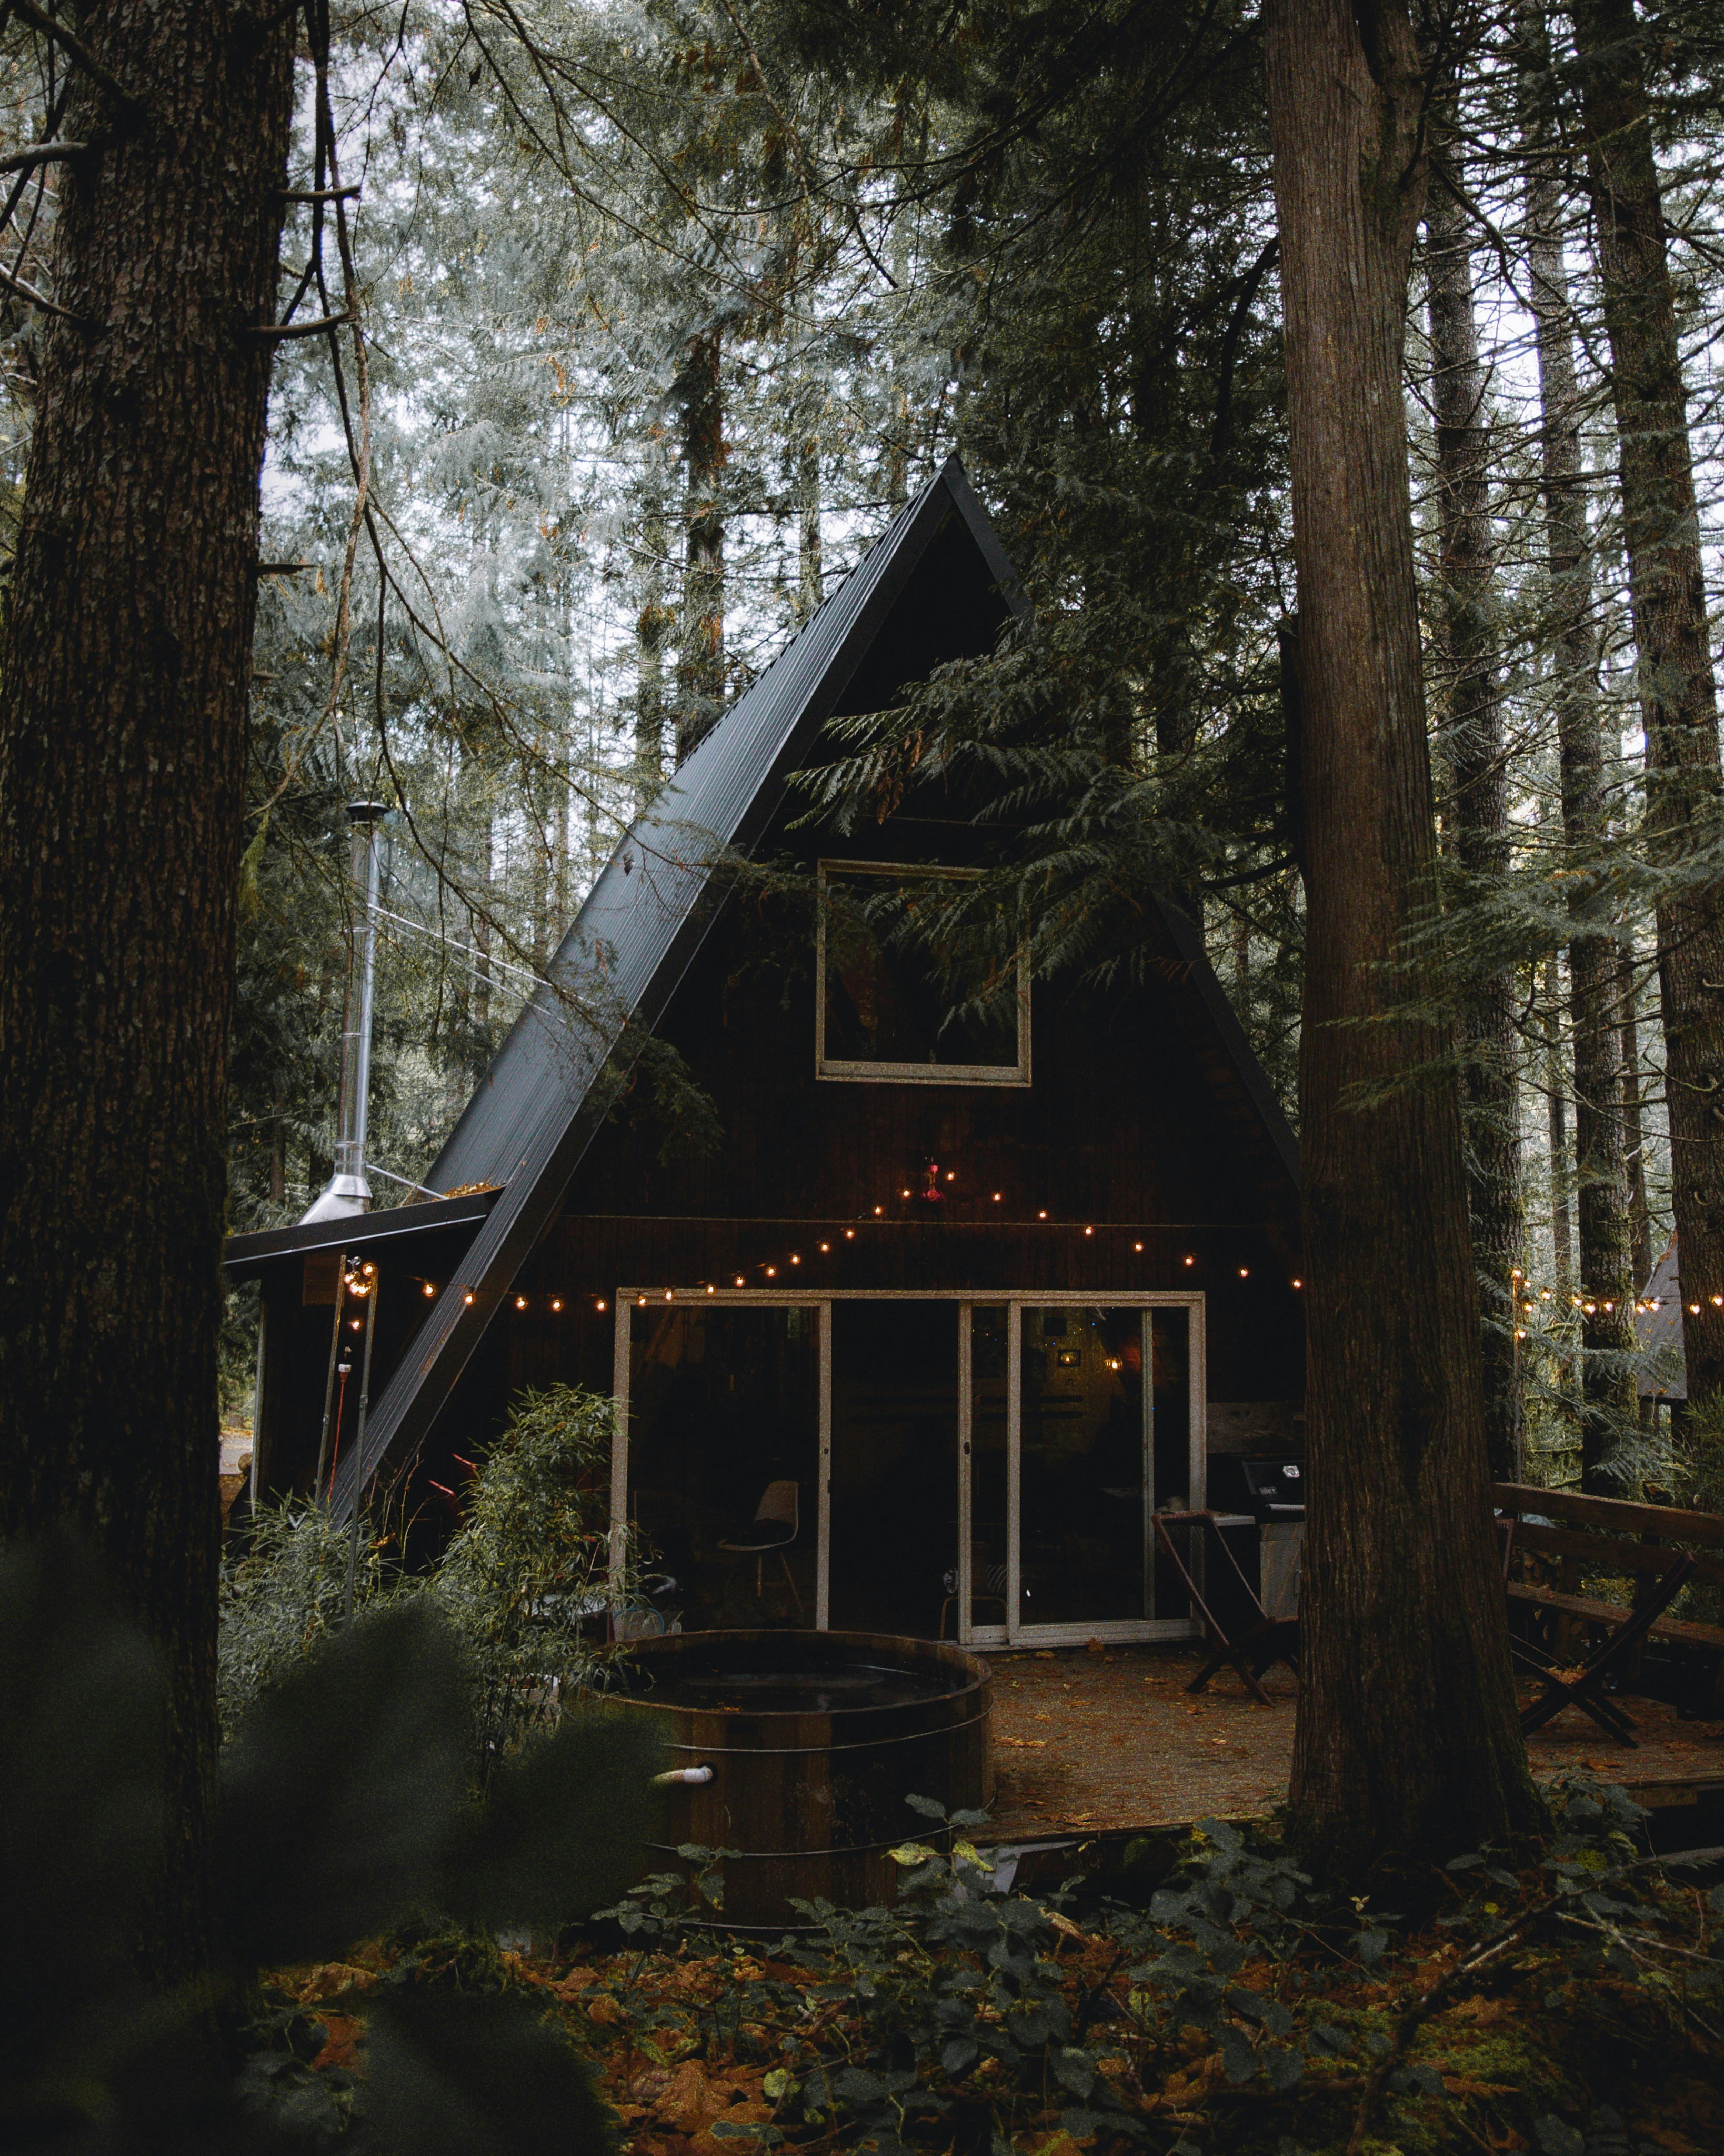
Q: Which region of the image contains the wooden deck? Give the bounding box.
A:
[985,1641,1724,1846]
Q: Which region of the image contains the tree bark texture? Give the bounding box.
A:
[1265,0,1542,1869]
[1520,16,1638,1484]
[636,441,671,804]
[1426,144,1525,1481]
[798,435,824,619]
[1619,947,1653,1287]
[1573,0,1724,1406]
[678,328,725,764]
[0,4,295,1984]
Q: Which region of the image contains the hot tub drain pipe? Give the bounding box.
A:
[653,1765,715,1786]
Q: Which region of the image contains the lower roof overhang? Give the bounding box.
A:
[222,1187,501,1283]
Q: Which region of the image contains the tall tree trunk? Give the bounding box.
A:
[1426,139,1525,1481]
[635,440,670,803]
[798,434,824,620]
[1572,0,1724,1408]
[1521,11,1638,1488]
[678,329,725,765]
[1619,946,1652,1286]
[1546,955,1576,1295]
[1265,0,1541,1870]
[0,4,295,1987]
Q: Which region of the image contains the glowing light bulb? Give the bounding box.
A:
[1134,1241,1144,1252]
[946,1170,955,1181]
[1238,1267,1249,1279]
[1038,1210,1047,1220]
[515,1295,528,1309]
[596,1299,607,1312]
[845,1229,855,1238]
[765,1265,777,1277]
[550,1298,563,1312]
[423,1282,435,1297]
[993,1192,1002,1202]
[819,1242,829,1252]
[734,1275,745,1286]
[901,1189,911,1198]
[665,1287,674,1300]
[637,1294,647,1306]
[1292,1278,1303,1289]
[705,1284,715,1295]
[463,1292,475,1305]
[874,1206,883,1216]
[1184,1255,1195,1266]
[1084,1225,1094,1237]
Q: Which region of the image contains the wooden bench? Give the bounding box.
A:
[1495,1482,1724,1739]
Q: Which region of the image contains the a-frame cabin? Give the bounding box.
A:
[227,458,1305,1649]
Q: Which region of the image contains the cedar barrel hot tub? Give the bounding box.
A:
[612,1630,993,1927]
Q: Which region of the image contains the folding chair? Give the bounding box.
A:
[1152,1510,1298,1706]
[1514,1552,1695,1747]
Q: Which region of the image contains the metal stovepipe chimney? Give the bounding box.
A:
[302,800,389,1223]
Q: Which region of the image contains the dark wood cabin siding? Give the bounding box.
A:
[498,892,1305,1415]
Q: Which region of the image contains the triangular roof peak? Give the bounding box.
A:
[332,455,1032,1501]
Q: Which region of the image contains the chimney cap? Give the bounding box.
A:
[346,798,390,824]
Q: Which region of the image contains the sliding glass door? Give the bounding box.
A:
[611,1290,1203,1646]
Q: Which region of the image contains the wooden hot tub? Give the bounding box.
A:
[612,1629,993,1927]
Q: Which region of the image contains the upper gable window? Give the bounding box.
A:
[815,861,1030,1086]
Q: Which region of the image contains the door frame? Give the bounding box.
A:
[610,1286,1206,1648]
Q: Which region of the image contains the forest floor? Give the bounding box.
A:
[988,1643,1724,1845]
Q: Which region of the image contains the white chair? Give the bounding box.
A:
[717,1479,802,1611]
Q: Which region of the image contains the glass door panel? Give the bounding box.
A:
[1151,1305,1195,1617]
[1018,1306,1150,1627]
[626,1304,819,1630]
[967,1307,1010,1636]
[828,1301,959,1635]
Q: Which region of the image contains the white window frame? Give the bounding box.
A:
[814,860,1032,1087]
[609,1287,1205,1648]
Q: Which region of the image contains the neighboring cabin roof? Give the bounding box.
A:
[305,455,1297,1511]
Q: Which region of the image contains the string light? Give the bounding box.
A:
[1692,1303,1702,1314]
[734,1275,745,1286]
[845,1229,855,1238]
[901,1188,911,1198]
[819,1241,830,1251]
[1084,1225,1094,1237]
[790,1253,801,1265]
[945,1170,956,1181]
[1292,1277,1304,1289]
[515,1295,528,1310]
[1134,1241,1144,1252]
[1238,1267,1249,1279]
[637,1294,647,1306]
[705,1284,715,1295]
[550,1299,562,1312]
[874,1206,883,1216]
[463,1291,475,1305]
[1184,1255,1195,1266]
[765,1265,777,1277]
[422,1282,436,1297]
[596,1299,607,1312]
[1038,1210,1048,1220]
[992,1192,1002,1202]
[665,1287,674,1300]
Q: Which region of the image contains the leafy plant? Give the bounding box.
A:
[220,1384,629,1771]
[2,1529,664,2153]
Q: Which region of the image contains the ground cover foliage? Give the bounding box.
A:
[260,1777,1723,2156]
